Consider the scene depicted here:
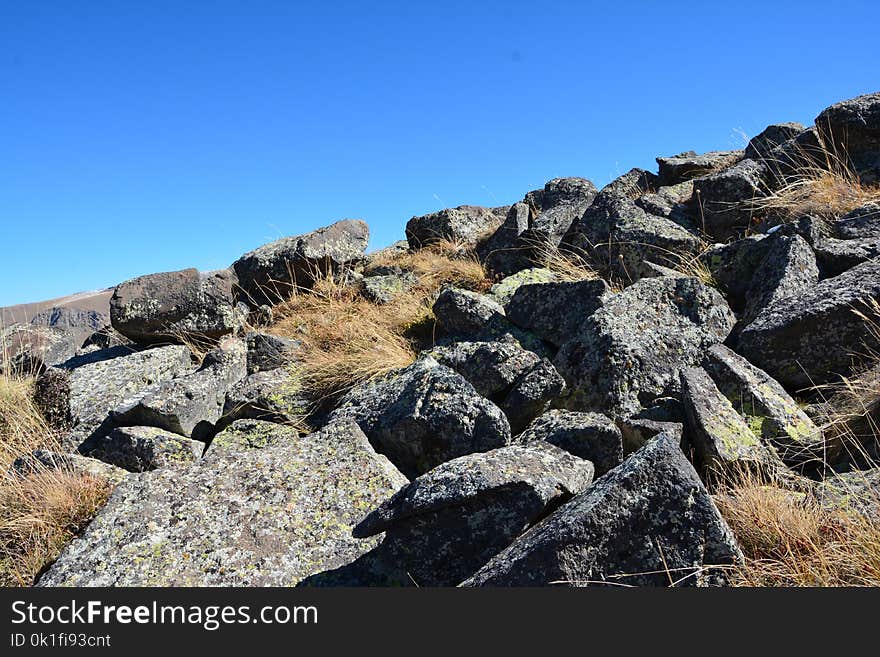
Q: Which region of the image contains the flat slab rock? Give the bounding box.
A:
[38,419,407,586]
[461,432,744,587]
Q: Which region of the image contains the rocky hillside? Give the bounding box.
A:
[7,92,880,586]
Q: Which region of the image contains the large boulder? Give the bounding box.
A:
[700,236,771,311]
[461,432,743,586]
[813,235,880,277]
[487,267,558,306]
[737,258,880,388]
[656,150,741,186]
[352,442,593,586]
[432,287,507,338]
[222,368,308,426]
[815,92,880,183]
[109,268,242,345]
[37,420,407,586]
[232,219,369,306]
[691,158,768,240]
[835,202,880,240]
[406,205,502,249]
[517,410,623,476]
[744,123,805,161]
[329,356,511,478]
[554,276,735,418]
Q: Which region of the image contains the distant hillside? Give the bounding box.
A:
[0,288,113,329]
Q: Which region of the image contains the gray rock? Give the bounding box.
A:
[745,123,806,161]
[554,276,735,418]
[737,258,880,388]
[111,338,247,440]
[37,419,407,586]
[222,368,308,425]
[11,449,128,486]
[818,468,880,520]
[361,271,418,304]
[679,367,773,479]
[29,306,108,333]
[501,359,567,435]
[428,339,542,399]
[461,432,743,586]
[432,287,507,338]
[763,126,827,183]
[352,442,593,586]
[406,205,502,249]
[517,410,622,475]
[815,92,880,182]
[85,426,203,472]
[619,417,683,455]
[329,356,511,478]
[232,219,370,306]
[505,279,610,348]
[110,268,243,345]
[691,158,768,240]
[487,267,558,306]
[0,324,81,375]
[244,331,300,374]
[657,150,742,186]
[813,236,880,277]
[700,236,771,310]
[479,202,532,275]
[835,202,880,239]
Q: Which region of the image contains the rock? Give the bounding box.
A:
[691,158,768,240]
[11,449,128,486]
[815,92,880,182]
[428,339,542,399]
[679,367,773,478]
[657,150,742,186]
[763,126,827,182]
[737,258,880,388]
[222,368,307,425]
[813,236,880,277]
[111,338,247,440]
[205,418,296,454]
[34,345,194,447]
[432,287,507,338]
[461,432,743,586]
[109,268,243,345]
[487,267,558,306]
[85,426,203,472]
[37,419,407,586]
[79,327,131,352]
[744,123,806,161]
[329,356,511,478]
[517,410,622,475]
[479,202,532,275]
[700,236,771,310]
[29,306,108,333]
[554,276,735,418]
[231,219,370,306]
[501,360,567,435]
[352,442,593,586]
[244,331,300,374]
[619,417,683,455]
[406,205,502,249]
[703,345,823,463]
[361,271,418,304]
[521,177,599,248]
[635,180,695,226]
[740,234,819,329]
[0,324,81,375]
[835,202,880,239]
[818,468,880,520]
[505,279,610,348]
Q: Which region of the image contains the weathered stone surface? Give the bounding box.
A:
[691,158,767,240]
[737,258,880,388]
[222,368,307,425]
[835,203,880,240]
[554,276,735,418]
[0,324,81,375]
[85,426,203,472]
[813,236,880,277]
[657,150,742,186]
[505,279,610,348]
[432,287,507,338]
[406,205,502,249]
[428,339,542,400]
[501,360,567,435]
[679,367,772,478]
[361,271,418,304]
[745,123,806,161]
[462,432,743,586]
[11,449,127,486]
[818,468,880,520]
[740,234,819,329]
[232,219,369,306]
[329,356,511,478]
[110,268,243,345]
[244,331,299,374]
[700,236,770,310]
[619,417,683,455]
[111,338,247,440]
[37,420,407,586]
[517,410,622,475]
[487,267,557,307]
[479,202,532,275]
[352,442,593,586]
[815,92,880,182]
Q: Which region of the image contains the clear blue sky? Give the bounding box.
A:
[1,1,878,305]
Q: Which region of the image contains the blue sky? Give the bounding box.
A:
[1,1,878,305]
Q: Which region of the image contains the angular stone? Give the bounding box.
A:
[818,468,880,520]
[691,158,768,240]
[352,442,593,586]
[835,203,880,239]
[813,236,880,277]
[479,202,532,276]
[619,417,683,455]
[432,287,507,338]
[361,271,418,304]
[462,432,743,586]
[222,368,307,425]
[406,205,502,249]
[329,356,511,478]
[245,331,300,374]
[37,420,407,586]
[815,92,880,182]
[232,219,369,306]
[700,236,771,311]
[745,123,805,161]
[501,359,567,435]
[517,410,622,476]
[428,339,542,399]
[11,449,128,486]
[85,426,203,472]
[554,277,735,418]
[657,150,742,185]
[487,267,558,307]
[0,324,81,375]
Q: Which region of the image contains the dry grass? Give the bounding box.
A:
[272,242,491,403]
[531,242,602,283]
[0,371,111,586]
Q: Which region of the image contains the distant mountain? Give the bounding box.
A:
[0,288,113,330]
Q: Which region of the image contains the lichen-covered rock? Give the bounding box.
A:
[222,368,307,425]
[244,331,300,374]
[329,356,511,478]
[406,205,502,249]
[361,270,418,304]
[817,468,880,520]
[111,338,246,440]
[554,276,735,418]
[352,442,593,586]
[744,123,805,161]
[505,279,610,348]
[487,267,558,306]
[432,287,507,338]
[835,202,880,239]
[813,236,880,277]
[85,426,203,472]
[0,324,81,375]
[703,345,823,464]
[461,432,743,586]
[700,235,771,311]
[679,367,773,478]
[691,158,767,240]
[517,410,622,476]
[737,258,880,388]
[11,449,128,486]
[657,150,742,185]
[815,92,880,183]
[109,268,243,345]
[206,418,297,455]
[619,417,683,455]
[479,202,532,275]
[231,219,370,306]
[37,419,406,586]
